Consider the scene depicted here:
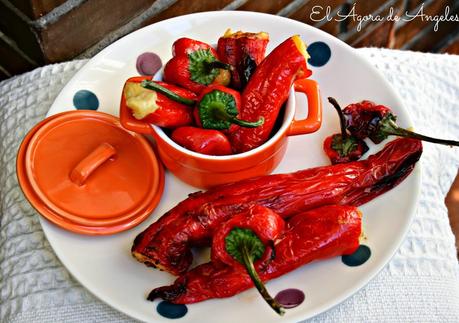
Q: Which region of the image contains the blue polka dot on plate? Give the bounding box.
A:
[307,41,331,67]
[73,90,99,110]
[342,244,371,267]
[157,301,188,319]
[137,52,162,76]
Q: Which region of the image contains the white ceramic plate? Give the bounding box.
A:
[43,11,420,323]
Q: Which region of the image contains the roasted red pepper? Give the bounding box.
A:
[211,205,286,314]
[217,29,269,90]
[121,76,196,128]
[323,97,369,164]
[132,138,422,275]
[148,205,362,304]
[211,205,284,267]
[194,85,264,130]
[229,35,312,153]
[163,38,231,94]
[171,126,232,156]
[343,100,459,146]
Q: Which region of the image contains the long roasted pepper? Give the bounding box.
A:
[132,138,422,275]
[148,205,362,304]
[228,35,312,153]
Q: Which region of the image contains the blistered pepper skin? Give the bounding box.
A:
[228,36,312,153]
[132,138,422,275]
[217,30,269,89]
[342,100,392,144]
[172,38,216,56]
[148,205,362,304]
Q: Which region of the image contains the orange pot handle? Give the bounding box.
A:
[287,78,322,136]
[70,143,116,186]
[119,89,155,136]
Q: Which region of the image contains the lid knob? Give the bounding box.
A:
[69,142,116,186]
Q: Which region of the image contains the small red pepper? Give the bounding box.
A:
[323,97,369,164]
[229,35,312,153]
[122,76,196,128]
[164,38,232,94]
[343,100,459,146]
[194,85,264,130]
[171,126,232,156]
[217,29,269,90]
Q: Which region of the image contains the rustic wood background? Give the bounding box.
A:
[1,0,459,80]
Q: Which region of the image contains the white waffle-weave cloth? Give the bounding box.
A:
[1,48,458,322]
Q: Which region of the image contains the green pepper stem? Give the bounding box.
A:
[241,244,285,316]
[230,116,264,128]
[205,60,233,71]
[210,102,264,128]
[328,97,348,140]
[382,118,459,147]
[141,80,196,106]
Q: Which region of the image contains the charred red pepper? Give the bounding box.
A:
[163,38,231,94]
[132,138,422,275]
[211,205,286,314]
[194,85,264,130]
[343,100,459,146]
[229,35,312,153]
[148,205,362,304]
[122,76,196,128]
[212,205,284,267]
[217,29,269,90]
[171,126,232,156]
[323,97,369,164]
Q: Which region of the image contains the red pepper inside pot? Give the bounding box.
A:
[194,85,264,130]
[323,97,369,164]
[229,35,312,153]
[217,29,269,90]
[122,76,196,128]
[171,126,232,156]
[164,38,232,94]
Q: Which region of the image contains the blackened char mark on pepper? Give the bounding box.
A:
[148,281,187,302]
[340,138,422,206]
[371,149,422,191]
[241,55,257,88]
[132,138,422,275]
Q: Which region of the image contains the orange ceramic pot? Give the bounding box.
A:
[120,78,322,188]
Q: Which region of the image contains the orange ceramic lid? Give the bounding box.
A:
[17,110,164,235]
